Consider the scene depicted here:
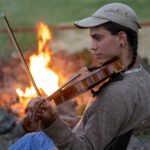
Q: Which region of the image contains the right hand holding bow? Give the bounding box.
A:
[22,97,59,132]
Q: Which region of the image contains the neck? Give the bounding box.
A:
[119,45,140,69]
[119,54,131,69]
[120,55,141,70]
[131,55,141,68]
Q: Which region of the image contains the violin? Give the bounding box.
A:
[47,58,123,105]
[22,58,124,131]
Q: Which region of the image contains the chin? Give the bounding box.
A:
[97,60,104,66]
[97,57,115,66]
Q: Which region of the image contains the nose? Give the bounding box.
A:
[90,40,97,52]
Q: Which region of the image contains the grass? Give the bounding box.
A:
[0,0,149,27]
[0,0,150,59]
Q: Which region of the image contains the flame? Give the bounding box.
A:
[37,22,52,52]
[16,22,59,109]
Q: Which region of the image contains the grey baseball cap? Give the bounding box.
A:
[74,3,141,32]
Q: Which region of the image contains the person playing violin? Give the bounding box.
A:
[9,2,150,150]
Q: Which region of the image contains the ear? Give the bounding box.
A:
[117,31,127,48]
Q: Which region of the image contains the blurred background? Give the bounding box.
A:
[0,0,150,149]
[0,0,150,59]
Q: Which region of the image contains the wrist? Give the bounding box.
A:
[40,112,59,130]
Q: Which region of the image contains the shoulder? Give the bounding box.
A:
[98,75,135,102]
[88,74,137,114]
[97,68,150,101]
[84,78,132,133]
[88,68,150,113]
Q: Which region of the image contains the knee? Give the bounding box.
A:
[9,131,56,150]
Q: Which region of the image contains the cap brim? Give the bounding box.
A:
[74,16,109,28]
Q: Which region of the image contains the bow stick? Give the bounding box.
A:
[1,14,41,96]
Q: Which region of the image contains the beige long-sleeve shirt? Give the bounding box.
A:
[44,67,150,150]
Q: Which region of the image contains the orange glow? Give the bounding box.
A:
[16,22,59,109]
[37,22,52,52]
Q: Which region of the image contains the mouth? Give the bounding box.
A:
[94,53,103,59]
[93,53,105,65]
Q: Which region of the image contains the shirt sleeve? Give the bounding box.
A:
[43,85,134,150]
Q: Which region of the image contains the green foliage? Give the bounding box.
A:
[0,0,149,28]
[0,0,150,59]
[0,32,37,60]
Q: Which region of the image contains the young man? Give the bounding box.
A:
[9,2,150,150]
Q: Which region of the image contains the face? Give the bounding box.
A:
[90,26,122,65]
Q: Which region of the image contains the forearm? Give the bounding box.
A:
[43,116,96,150]
[43,88,130,150]
[61,116,81,128]
[43,100,129,150]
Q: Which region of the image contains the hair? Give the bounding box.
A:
[102,21,138,69]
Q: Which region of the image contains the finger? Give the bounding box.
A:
[33,104,46,120]
[27,97,46,111]
[26,109,33,119]
[28,97,46,107]
[22,116,40,132]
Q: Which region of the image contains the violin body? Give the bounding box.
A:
[48,59,123,105]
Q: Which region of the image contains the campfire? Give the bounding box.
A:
[9,23,63,116]
[1,22,92,117]
[16,23,59,104]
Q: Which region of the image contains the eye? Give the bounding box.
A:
[91,34,103,42]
